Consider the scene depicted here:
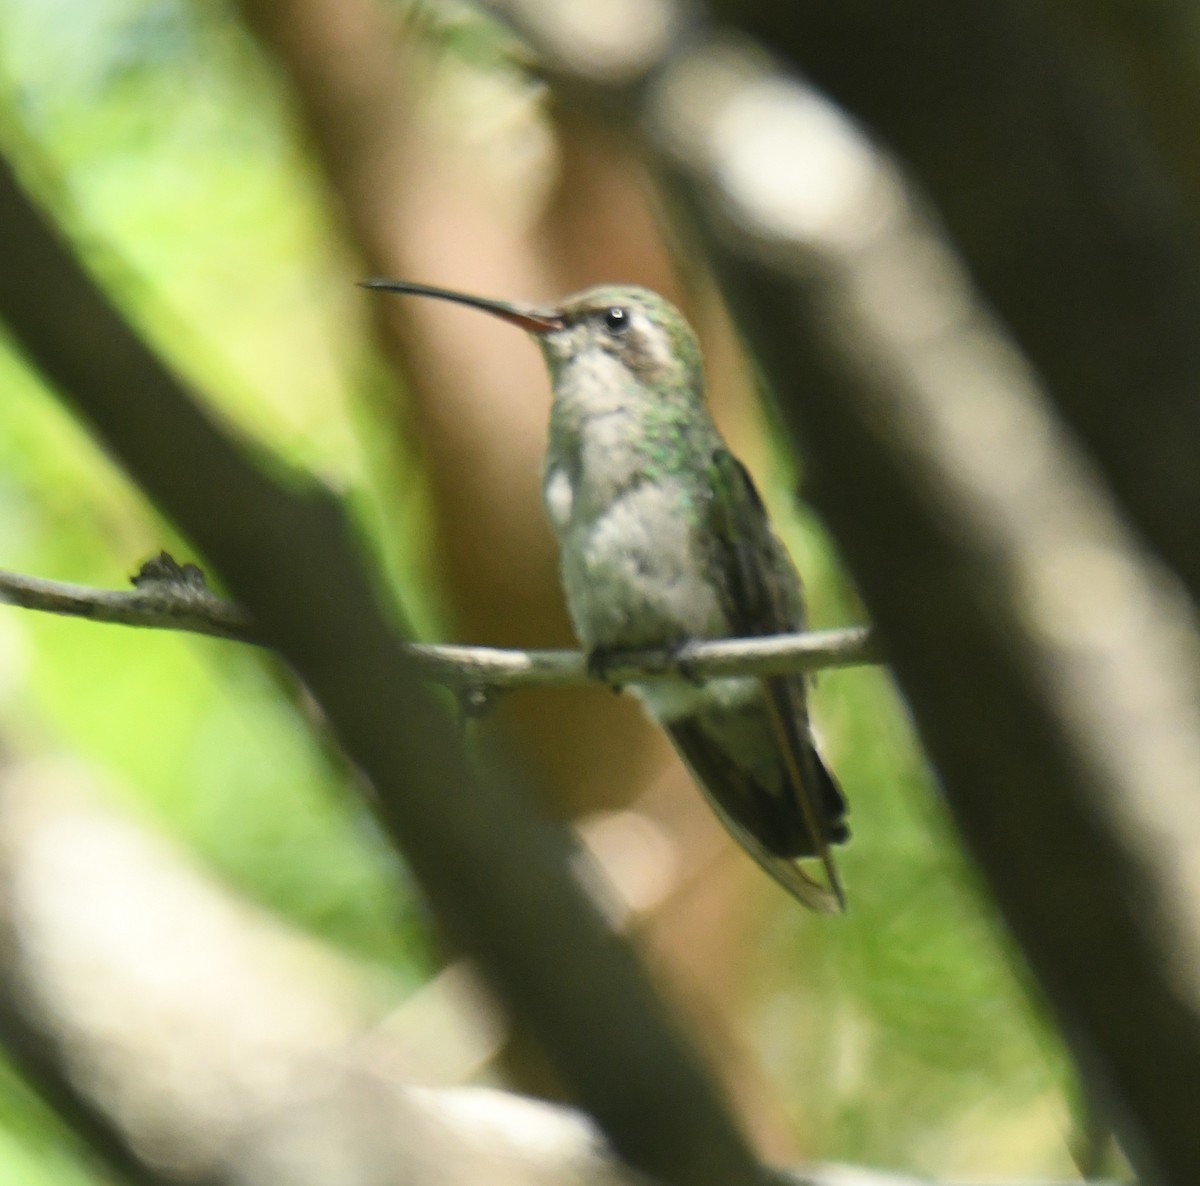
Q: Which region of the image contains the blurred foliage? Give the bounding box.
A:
[0,0,1073,1181]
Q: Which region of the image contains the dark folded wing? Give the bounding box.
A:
[702,448,847,909]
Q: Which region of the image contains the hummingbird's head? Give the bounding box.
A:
[359,278,705,404]
[537,285,704,397]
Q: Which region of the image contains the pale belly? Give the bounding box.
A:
[546,478,764,719]
[555,481,728,651]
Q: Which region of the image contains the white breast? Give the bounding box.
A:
[556,480,727,650]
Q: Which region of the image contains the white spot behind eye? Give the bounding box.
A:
[629,315,675,376]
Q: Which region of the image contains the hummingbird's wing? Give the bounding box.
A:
[674,447,848,911]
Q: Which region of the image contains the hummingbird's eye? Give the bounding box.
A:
[603,306,630,335]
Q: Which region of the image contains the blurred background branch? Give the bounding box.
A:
[0,757,1122,1186]
[0,758,641,1186]
[706,1,1200,607]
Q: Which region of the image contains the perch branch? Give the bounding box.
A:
[0,564,254,643]
[0,565,878,688]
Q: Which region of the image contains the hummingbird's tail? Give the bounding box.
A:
[667,717,849,914]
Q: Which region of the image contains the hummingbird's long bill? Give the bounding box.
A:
[360,278,565,335]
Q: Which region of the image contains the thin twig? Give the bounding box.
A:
[0,566,880,688]
[0,566,255,642]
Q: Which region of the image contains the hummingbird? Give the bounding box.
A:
[363,278,849,910]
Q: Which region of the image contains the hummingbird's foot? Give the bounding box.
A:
[585,646,627,693]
